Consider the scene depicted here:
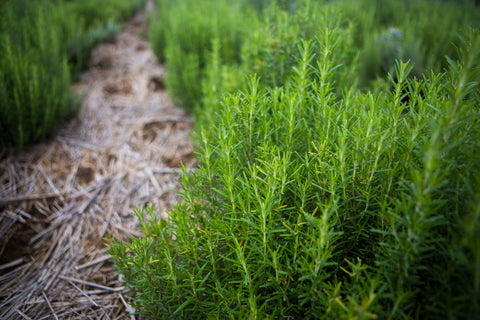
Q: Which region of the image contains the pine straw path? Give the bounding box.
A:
[0,3,195,319]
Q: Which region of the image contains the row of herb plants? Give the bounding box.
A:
[109,0,480,318]
[0,0,146,149]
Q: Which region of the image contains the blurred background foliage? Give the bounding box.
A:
[0,0,146,149]
[149,0,479,121]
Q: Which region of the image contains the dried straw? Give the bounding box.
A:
[0,2,194,318]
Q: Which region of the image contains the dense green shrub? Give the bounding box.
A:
[197,0,359,129]
[240,1,358,90]
[150,0,255,110]
[0,0,146,149]
[150,0,480,122]
[110,0,480,312]
[0,0,79,148]
[338,0,480,85]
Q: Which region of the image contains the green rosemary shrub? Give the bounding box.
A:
[0,0,146,149]
[198,0,359,130]
[240,1,358,90]
[150,0,255,110]
[338,0,480,85]
[150,0,479,124]
[0,0,78,148]
[171,0,360,128]
[110,14,480,317]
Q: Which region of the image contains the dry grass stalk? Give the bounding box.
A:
[0,2,195,318]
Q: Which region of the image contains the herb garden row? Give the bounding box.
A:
[110,0,480,318]
[0,0,146,148]
[2,0,479,318]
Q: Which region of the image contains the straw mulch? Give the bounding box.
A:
[0,3,195,319]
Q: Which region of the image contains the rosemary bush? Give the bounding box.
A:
[150,0,480,121]
[110,1,480,315]
[150,0,254,110]
[0,0,77,148]
[239,1,358,90]
[338,0,480,85]
[198,0,358,129]
[0,0,146,149]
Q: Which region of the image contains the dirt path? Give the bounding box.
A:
[0,3,194,319]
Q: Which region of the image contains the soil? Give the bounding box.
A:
[0,2,195,319]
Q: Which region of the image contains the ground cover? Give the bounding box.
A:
[0,3,194,318]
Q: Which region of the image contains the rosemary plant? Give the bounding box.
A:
[110,5,480,315]
[0,0,146,149]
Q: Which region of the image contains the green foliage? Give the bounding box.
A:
[240,1,359,90]
[0,0,146,149]
[150,0,480,122]
[338,0,480,85]
[0,0,79,148]
[150,0,255,110]
[110,3,480,315]
[66,22,121,75]
[64,0,145,27]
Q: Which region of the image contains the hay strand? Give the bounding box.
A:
[0,1,194,318]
